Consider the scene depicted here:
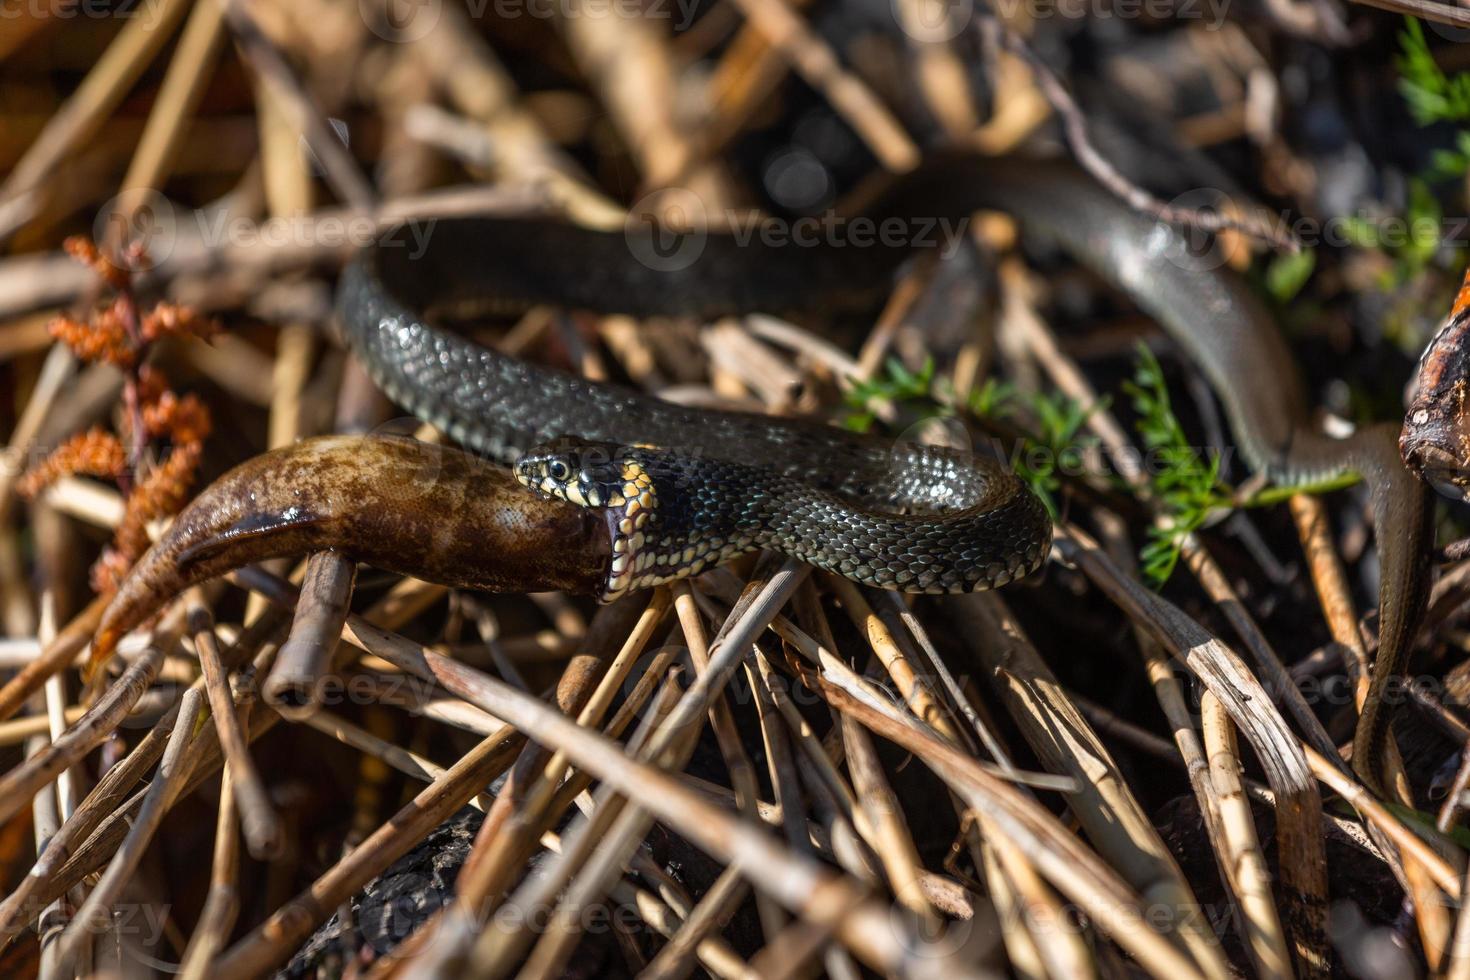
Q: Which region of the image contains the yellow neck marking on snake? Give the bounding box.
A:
[605,460,655,596]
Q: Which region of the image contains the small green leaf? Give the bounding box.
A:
[1265,249,1316,303]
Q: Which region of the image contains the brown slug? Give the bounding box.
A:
[90,434,611,670]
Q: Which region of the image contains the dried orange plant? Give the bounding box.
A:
[20,237,218,593]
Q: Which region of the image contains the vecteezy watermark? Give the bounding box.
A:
[623,187,710,273]
[0,0,167,26]
[624,188,972,273]
[360,0,701,43]
[92,190,437,269]
[890,0,1231,43]
[1155,187,1470,272]
[25,901,171,957]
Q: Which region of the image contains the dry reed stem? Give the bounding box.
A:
[812,572,1039,974]
[0,183,546,323]
[109,0,227,243]
[485,642,692,933]
[0,684,191,946]
[1007,280,1325,970]
[557,0,693,189]
[215,726,525,979]
[790,586,938,932]
[27,697,67,977]
[14,618,288,939]
[327,633,979,980]
[636,865,753,980]
[671,580,779,939]
[0,705,84,746]
[708,575,1203,973]
[1450,871,1470,980]
[789,594,1077,980]
[0,567,439,947]
[723,0,919,171]
[176,743,241,980]
[49,686,203,972]
[1199,692,1291,977]
[301,710,483,798]
[404,1,622,226]
[747,652,804,941]
[317,597,656,977]
[826,576,963,744]
[513,674,694,980]
[0,631,166,827]
[697,573,1070,790]
[186,588,281,858]
[1302,745,1458,893]
[263,551,357,714]
[220,0,374,210]
[1288,495,1372,694]
[0,344,75,521]
[891,0,980,139]
[253,638,693,980]
[1180,541,1344,765]
[1288,493,1449,965]
[811,671,1207,980]
[311,658,705,975]
[468,565,811,974]
[0,0,193,236]
[1349,0,1470,27]
[952,592,1230,979]
[836,688,939,912]
[1056,523,1332,946]
[457,589,671,921]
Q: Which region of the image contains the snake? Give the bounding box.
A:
[336,155,1433,796]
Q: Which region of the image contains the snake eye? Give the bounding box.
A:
[548,460,571,481]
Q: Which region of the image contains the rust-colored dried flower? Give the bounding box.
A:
[17,429,128,498]
[21,236,219,596]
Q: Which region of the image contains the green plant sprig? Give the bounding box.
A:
[1124,344,1234,587]
[870,348,1358,587]
[966,381,1105,520]
[843,356,942,433]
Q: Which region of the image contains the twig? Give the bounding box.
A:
[107,0,227,251]
[0,632,165,827]
[1055,522,1330,968]
[178,738,244,980]
[217,0,375,211]
[0,0,193,239]
[1349,0,1470,27]
[262,550,357,714]
[1200,691,1291,978]
[187,588,281,858]
[214,726,525,980]
[952,592,1229,978]
[51,686,203,972]
[723,0,919,171]
[977,14,1298,253]
[469,563,812,974]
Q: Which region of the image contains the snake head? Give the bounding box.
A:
[515,438,657,597]
[515,438,625,507]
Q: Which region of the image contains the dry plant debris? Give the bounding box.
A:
[0,2,1468,980]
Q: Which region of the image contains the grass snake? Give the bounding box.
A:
[336,155,1433,796]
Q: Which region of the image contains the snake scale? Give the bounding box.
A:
[337,155,1433,796]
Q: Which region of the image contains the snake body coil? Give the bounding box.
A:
[338,156,1432,795]
[338,214,1051,597]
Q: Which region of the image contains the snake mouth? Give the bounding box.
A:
[513,450,658,597]
[602,463,656,597]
